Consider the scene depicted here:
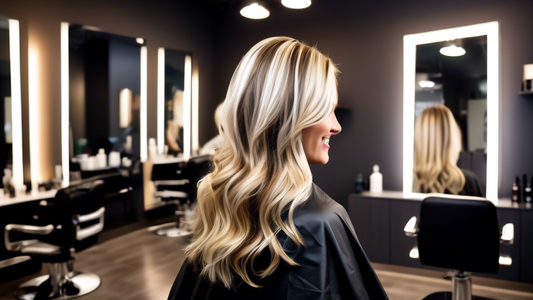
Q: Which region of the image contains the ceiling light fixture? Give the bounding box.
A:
[240,3,270,19]
[281,0,311,9]
[439,45,466,57]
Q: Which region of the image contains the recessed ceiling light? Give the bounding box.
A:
[136,38,145,45]
[240,3,270,19]
[281,0,311,9]
[439,45,466,57]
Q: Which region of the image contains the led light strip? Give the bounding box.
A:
[140,46,148,162]
[157,48,165,155]
[9,19,23,186]
[403,22,499,203]
[28,46,40,191]
[61,22,69,187]
[183,55,192,160]
[192,60,199,155]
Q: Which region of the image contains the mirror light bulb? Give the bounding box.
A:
[439,45,466,57]
[240,3,270,19]
[282,0,311,9]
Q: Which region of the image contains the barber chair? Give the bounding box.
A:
[4,180,106,300]
[149,155,212,237]
[404,195,514,300]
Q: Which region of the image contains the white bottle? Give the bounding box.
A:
[369,164,383,193]
[96,148,107,169]
[109,151,121,167]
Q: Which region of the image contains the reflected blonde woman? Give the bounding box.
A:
[168,37,388,300]
[413,105,483,196]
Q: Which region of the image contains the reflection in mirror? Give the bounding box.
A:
[62,23,146,185]
[413,36,487,197]
[403,22,499,202]
[157,48,192,159]
[0,18,23,189]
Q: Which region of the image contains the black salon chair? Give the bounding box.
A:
[149,155,212,237]
[404,195,514,300]
[4,180,106,300]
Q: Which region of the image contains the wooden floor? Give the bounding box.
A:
[1,226,532,300]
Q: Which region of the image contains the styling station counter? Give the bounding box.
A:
[0,190,57,283]
[348,191,533,284]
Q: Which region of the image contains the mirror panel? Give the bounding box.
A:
[157,48,192,159]
[62,23,146,185]
[403,22,499,202]
[0,18,22,187]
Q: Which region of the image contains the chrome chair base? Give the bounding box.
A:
[14,272,101,300]
[148,222,192,237]
[423,292,493,300]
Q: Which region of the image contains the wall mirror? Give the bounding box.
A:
[403,22,499,202]
[0,18,22,188]
[157,48,192,159]
[61,23,147,186]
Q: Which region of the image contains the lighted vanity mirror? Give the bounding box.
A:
[61,23,147,185]
[157,48,192,159]
[0,18,23,188]
[403,22,499,202]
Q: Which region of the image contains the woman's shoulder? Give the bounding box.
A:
[292,184,354,234]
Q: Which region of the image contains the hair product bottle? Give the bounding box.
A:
[369,165,383,193]
[512,176,521,202]
[525,175,532,203]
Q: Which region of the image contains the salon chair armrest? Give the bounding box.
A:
[73,207,105,241]
[4,224,55,251]
[404,216,418,237]
[500,223,514,245]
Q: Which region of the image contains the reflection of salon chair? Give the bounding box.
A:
[81,169,134,230]
[149,155,212,237]
[4,180,106,300]
[404,196,514,300]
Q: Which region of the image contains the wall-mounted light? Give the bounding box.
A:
[119,88,133,128]
[439,44,466,57]
[140,46,148,162]
[281,0,311,9]
[157,48,165,154]
[136,37,145,45]
[183,55,192,160]
[9,19,23,186]
[61,22,69,187]
[240,3,270,19]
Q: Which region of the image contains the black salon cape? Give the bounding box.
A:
[168,184,389,300]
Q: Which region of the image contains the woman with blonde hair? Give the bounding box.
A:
[168,37,388,299]
[413,105,484,196]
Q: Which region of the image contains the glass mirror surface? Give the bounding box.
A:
[0,19,11,187]
[415,36,488,191]
[69,24,143,162]
[1,18,21,189]
[163,49,191,156]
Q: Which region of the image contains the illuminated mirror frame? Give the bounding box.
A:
[157,48,194,160]
[7,19,23,186]
[403,22,499,203]
[61,22,147,186]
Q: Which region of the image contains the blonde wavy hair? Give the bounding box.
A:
[186,37,339,289]
[413,105,465,194]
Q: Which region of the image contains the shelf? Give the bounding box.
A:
[519,91,533,97]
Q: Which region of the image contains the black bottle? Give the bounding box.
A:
[354,174,364,194]
[525,175,533,203]
[512,176,521,202]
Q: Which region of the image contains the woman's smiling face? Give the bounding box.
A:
[301,109,342,165]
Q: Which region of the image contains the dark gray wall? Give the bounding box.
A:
[210,0,533,203]
[2,0,216,182]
